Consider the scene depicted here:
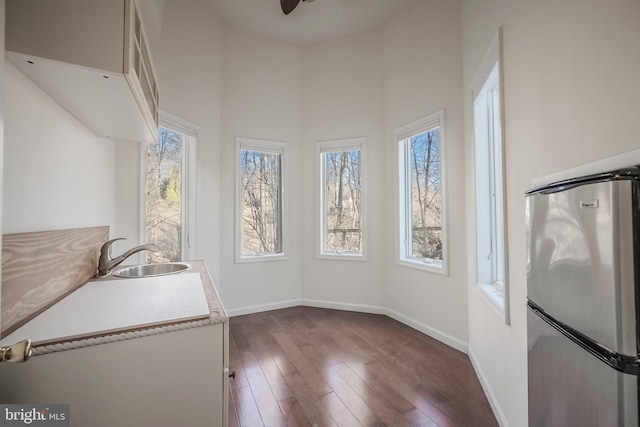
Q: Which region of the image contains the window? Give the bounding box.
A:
[144,114,197,263]
[236,138,287,262]
[472,29,508,321]
[318,138,366,259]
[397,110,447,274]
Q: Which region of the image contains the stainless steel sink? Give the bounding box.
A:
[112,262,192,278]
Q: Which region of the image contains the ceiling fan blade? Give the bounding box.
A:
[281,0,301,15]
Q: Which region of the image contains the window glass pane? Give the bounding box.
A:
[489,80,505,288]
[146,127,183,263]
[408,127,442,262]
[474,60,506,304]
[240,149,282,256]
[323,149,362,254]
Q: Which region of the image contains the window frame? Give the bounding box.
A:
[316,137,367,261]
[395,110,448,275]
[471,28,509,324]
[139,111,198,263]
[235,137,289,264]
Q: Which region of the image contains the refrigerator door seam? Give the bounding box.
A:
[528,299,640,376]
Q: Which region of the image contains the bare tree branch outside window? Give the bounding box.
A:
[409,127,442,260]
[146,127,183,263]
[322,149,362,254]
[240,149,282,256]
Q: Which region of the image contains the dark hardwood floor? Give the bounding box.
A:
[229,306,498,427]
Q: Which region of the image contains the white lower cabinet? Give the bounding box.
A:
[0,322,229,427]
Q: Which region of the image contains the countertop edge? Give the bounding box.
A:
[195,259,229,323]
[31,317,219,356]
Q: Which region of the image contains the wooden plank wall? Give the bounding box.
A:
[1,226,109,339]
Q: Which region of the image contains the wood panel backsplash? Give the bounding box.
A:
[1,226,109,339]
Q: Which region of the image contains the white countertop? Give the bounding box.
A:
[0,272,210,346]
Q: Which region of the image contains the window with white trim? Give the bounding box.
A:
[473,30,508,319]
[236,138,287,262]
[317,138,365,259]
[143,113,197,263]
[397,110,447,274]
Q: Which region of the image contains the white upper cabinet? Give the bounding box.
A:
[5,0,159,142]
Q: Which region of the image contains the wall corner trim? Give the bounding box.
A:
[468,344,510,427]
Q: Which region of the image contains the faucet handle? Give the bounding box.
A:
[100,238,126,256]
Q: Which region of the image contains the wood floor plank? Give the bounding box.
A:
[239,344,288,426]
[260,356,294,402]
[278,397,313,427]
[366,361,461,427]
[229,388,241,427]
[244,327,294,401]
[323,367,383,426]
[233,385,264,427]
[438,400,498,427]
[273,331,333,396]
[230,308,498,427]
[320,392,362,427]
[403,408,439,427]
[331,362,408,426]
[344,359,416,415]
[272,352,299,378]
[282,371,338,427]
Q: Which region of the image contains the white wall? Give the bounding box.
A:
[3,61,116,234]
[115,0,223,281]
[462,0,640,425]
[382,0,467,350]
[301,30,385,310]
[113,141,142,259]
[220,27,303,312]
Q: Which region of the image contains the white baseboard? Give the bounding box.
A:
[385,308,468,353]
[301,298,387,315]
[226,299,302,317]
[468,345,509,427]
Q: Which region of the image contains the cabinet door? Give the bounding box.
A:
[124,0,159,142]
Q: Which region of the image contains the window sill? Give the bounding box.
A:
[317,252,367,262]
[476,283,506,320]
[235,254,288,264]
[396,259,447,276]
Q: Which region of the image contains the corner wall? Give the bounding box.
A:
[462,0,640,425]
[219,27,303,312]
[382,0,468,350]
[301,29,386,311]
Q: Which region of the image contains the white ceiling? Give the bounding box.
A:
[206,0,408,46]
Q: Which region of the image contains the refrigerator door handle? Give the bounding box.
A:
[525,168,640,196]
[528,299,640,376]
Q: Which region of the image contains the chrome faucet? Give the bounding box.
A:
[98,238,159,277]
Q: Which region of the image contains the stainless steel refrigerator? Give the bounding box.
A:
[526,168,640,427]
